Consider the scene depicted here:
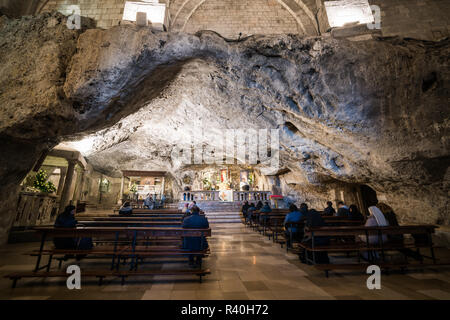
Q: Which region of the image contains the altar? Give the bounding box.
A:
[218,190,233,202]
[180,166,271,202]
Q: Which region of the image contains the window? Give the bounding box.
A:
[325,0,374,28]
[122,1,167,30]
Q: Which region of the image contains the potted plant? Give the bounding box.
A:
[33,170,57,194]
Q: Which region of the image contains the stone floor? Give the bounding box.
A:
[0,218,449,300]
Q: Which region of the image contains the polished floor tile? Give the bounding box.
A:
[0,214,449,300]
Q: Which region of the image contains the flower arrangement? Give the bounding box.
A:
[33,170,57,194]
[202,178,211,190]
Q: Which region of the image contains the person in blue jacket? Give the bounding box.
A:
[119,201,133,215]
[336,201,350,217]
[53,205,93,260]
[246,203,256,224]
[143,194,154,209]
[284,203,308,247]
[259,201,272,224]
[182,205,209,267]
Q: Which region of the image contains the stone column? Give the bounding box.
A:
[59,160,76,210]
[74,168,85,202]
[56,167,67,196]
[78,169,86,201]
[118,175,124,205]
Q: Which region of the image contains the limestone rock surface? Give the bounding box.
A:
[0,13,449,243]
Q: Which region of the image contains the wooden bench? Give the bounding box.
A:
[5,226,211,287]
[77,216,182,222]
[6,269,211,288]
[77,220,182,228]
[299,225,439,275]
[314,262,450,278]
[112,209,182,214]
[266,216,287,245]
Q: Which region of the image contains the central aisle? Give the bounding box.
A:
[0,213,449,299]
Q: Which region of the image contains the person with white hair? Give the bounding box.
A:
[360,206,389,244]
[359,206,390,261]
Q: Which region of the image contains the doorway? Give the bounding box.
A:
[359,184,378,216]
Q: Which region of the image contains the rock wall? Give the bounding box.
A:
[0,12,449,243]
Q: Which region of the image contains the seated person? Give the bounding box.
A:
[359,206,389,261]
[119,201,133,216]
[182,204,192,220]
[54,205,93,259]
[241,201,250,217]
[182,206,209,267]
[259,201,272,224]
[284,203,308,247]
[360,206,389,244]
[182,203,190,213]
[143,194,154,209]
[323,201,336,216]
[160,194,166,208]
[256,201,264,211]
[348,204,365,221]
[300,209,330,264]
[188,201,197,209]
[246,203,256,223]
[336,201,350,218]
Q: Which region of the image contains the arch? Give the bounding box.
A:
[35,0,50,14]
[0,0,47,17]
[171,0,318,35]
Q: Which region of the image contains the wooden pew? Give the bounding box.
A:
[77,216,182,222]
[110,214,184,218]
[245,209,366,253]
[6,269,211,287]
[266,216,287,246]
[77,220,182,228]
[112,208,182,214]
[299,225,441,276]
[5,226,211,287]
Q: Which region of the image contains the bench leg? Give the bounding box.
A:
[34,233,47,272]
[12,278,18,289]
[46,255,53,272]
[325,270,329,278]
[134,257,139,271]
[97,276,104,286]
[199,275,203,283]
[430,246,436,264]
[121,276,127,286]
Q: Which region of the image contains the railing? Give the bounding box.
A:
[180,190,271,202]
[181,191,219,202]
[233,191,271,202]
[14,192,58,227]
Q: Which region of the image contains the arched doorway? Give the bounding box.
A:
[359,184,378,216]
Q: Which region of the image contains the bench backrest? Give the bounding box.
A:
[33,226,212,238]
[305,225,437,237]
